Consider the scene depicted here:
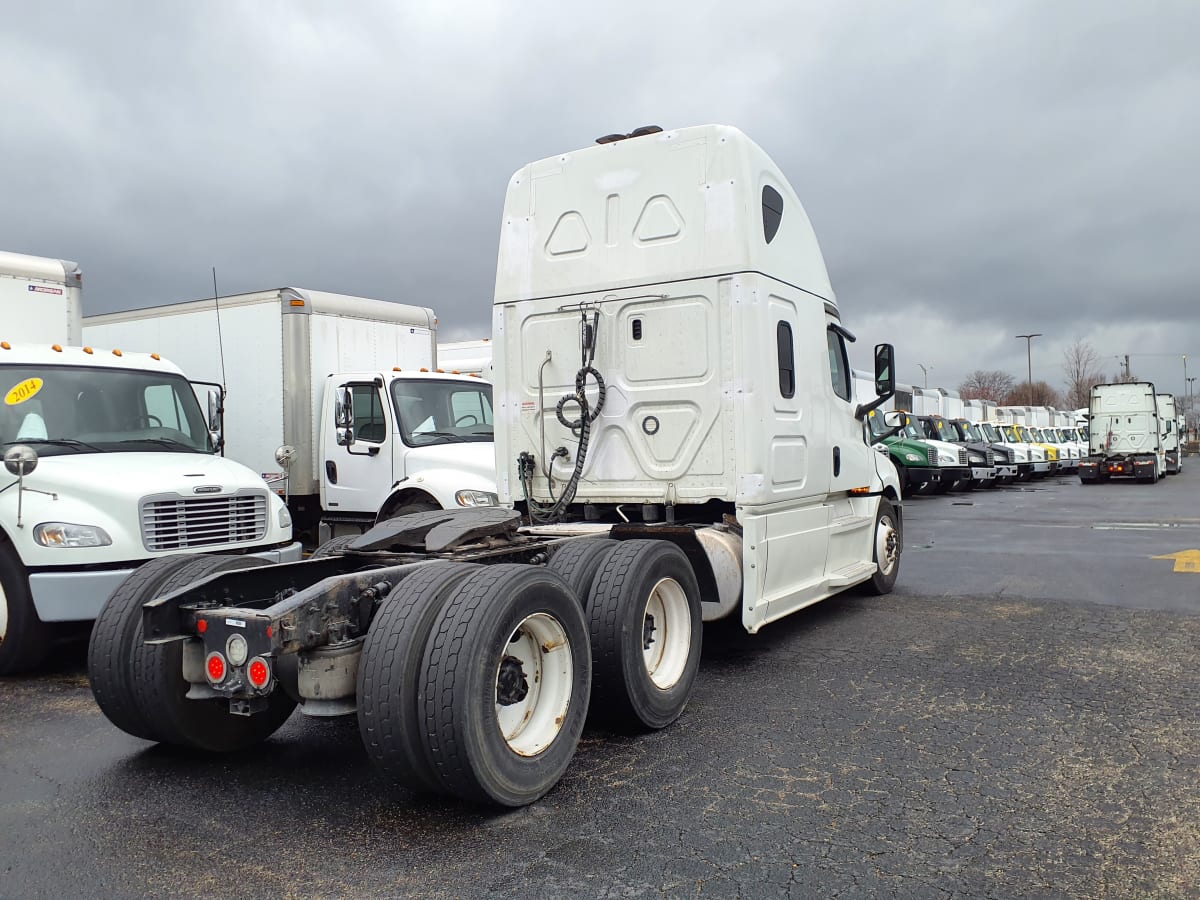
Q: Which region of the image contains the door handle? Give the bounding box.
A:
[325,460,338,484]
[833,446,841,477]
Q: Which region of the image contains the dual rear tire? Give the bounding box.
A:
[358,538,705,806]
[88,554,298,752]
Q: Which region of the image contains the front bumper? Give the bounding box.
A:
[28,540,304,623]
[995,464,1018,479]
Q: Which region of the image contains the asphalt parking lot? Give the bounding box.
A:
[2,466,1198,898]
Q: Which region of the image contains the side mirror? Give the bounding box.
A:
[874,344,895,396]
[4,444,38,477]
[855,344,897,421]
[336,425,355,447]
[883,410,903,428]
[334,387,354,428]
[207,389,223,431]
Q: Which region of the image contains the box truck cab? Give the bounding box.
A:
[1,342,299,673]
[916,414,996,489]
[319,369,496,542]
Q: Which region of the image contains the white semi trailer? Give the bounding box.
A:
[87,124,903,806]
[85,289,497,545]
[1,252,301,674]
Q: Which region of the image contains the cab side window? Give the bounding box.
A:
[351,385,387,443]
[826,328,851,401]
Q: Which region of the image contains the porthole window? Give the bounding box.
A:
[762,185,783,244]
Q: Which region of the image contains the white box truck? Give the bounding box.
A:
[85,289,498,544]
[0,250,83,345]
[1,253,300,674]
[88,124,903,807]
[436,338,493,377]
[1079,382,1166,483]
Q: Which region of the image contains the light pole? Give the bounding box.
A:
[1188,376,1196,438]
[918,363,932,389]
[1016,333,1042,403]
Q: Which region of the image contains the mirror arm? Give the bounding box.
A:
[855,389,894,422]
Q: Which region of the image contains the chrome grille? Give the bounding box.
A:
[985,449,995,465]
[140,490,268,551]
[958,448,968,466]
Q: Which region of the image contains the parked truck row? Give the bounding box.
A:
[82,124,905,806]
[857,378,1087,494]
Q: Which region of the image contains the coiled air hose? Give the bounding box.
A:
[521,311,606,523]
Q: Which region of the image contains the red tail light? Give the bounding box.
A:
[205,652,227,683]
[247,657,271,689]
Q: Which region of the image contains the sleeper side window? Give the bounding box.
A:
[777,321,795,398]
[826,328,851,401]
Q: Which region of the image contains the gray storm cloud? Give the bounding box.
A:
[2,0,1197,396]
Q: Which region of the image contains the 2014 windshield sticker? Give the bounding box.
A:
[5,377,43,406]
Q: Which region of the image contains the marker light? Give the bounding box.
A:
[83,346,94,354]
[206,652,227,683]
[247,657,271,689]
[112,348,122,356]
[196,618,208,634]
[226,634,249,667]
[52,344,62,352]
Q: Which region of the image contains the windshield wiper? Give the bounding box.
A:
[2,438,104,453]
[112,438,202,452]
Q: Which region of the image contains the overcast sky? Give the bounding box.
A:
[3,1,1198,403]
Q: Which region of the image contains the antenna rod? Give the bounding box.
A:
[212,267,227,389]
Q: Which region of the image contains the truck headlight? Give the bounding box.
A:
[937,453,957,465]
[34,522,113,548]
[968,454,985,465]
[455,490,499,507]
[904,453,923,463]
[278,506,292,529]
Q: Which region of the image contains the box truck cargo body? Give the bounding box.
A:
[0,250,83,345]
[86,289,497,542]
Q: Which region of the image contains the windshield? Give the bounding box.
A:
[867,411,923,441]
[1,364,211,457]
[980,423,1001,442]
[931,418,958,442]
[957,421,984,441]
[390,379,494,446]
[1002,425,1021,442]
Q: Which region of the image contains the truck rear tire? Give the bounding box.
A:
[586,540,702,732]
[87,554,215,739]
[420,565,590,806]
[310,534,359,558]
[0,540,53,676]
[547,538,619,607]
[357,561,482,794]
[129,555,298,752]
[866,498,900,595]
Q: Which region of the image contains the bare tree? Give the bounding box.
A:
[959,369,1016,401]
[1062,338,1104,409]
[1003,381,1063,407]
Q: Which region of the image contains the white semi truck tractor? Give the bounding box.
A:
[86,124,902,806]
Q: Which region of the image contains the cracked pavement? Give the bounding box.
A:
[2,468,1198,897]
